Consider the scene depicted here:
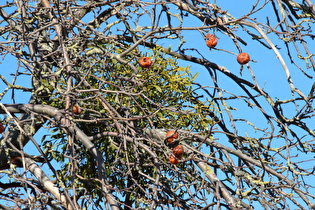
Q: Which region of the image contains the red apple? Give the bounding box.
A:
[139,57,153,68]
[205,34,218,48]
[237,53,250,65]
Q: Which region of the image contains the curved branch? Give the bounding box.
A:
[0,104,119,210]
[24,157,73,209]
[239,20,307,101]
[144,128,315,209]
[195,160,251,210]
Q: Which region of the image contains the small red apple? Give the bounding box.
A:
[237,53,250,65]
[139,57,152,68]
[73,105,82,114]
[205,34,218,48]
[172,145,184,159]
[169,155,179,165]
[165,130,179,143]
